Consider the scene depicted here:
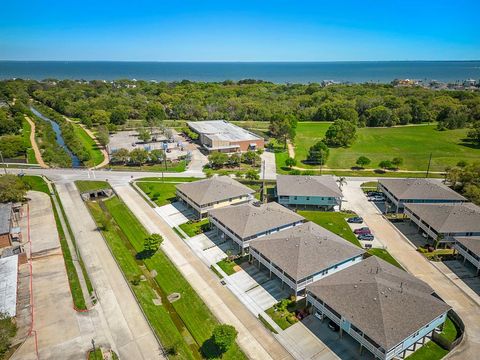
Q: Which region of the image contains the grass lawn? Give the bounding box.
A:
[367,248,403,269]
[439,317,458,343]
[137,177,198,182]
[22,175,49,194]
[72,124,105,167]
[22,118,37,164]
[405,340,448,360]
[361,181,378,191]
[298,211,361,247]
[75,180,111,193]
[136,181,178,206]
[293,122,479,172]
[265,298,304,330]
[179,219,209,237]
[109,160,187,173]
[94,196,246,360]
[216,256,249,276]
[88,349,103,360]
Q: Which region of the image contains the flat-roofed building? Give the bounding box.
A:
[404,203,480,245]
[307,256,450,360]
[176,176,255,219]
[454,236,480,274]
[0,203,13,249]
[378,179,466,213]
[249,222,364,296]
[276,175,343,210]
[0,254,19,317]
[208,201,305,251]
[187,120,264,153]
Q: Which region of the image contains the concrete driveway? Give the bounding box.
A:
[342,179,480,360]
[154,201,195,227]
[261,151,277,180]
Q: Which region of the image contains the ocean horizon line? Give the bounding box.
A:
[1,59,480,63]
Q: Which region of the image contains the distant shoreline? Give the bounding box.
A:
[1,60,479,84]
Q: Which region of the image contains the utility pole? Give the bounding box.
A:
[425,153,432,178]
[0,151,7,175]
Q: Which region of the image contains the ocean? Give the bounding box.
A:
[0,61,479,84]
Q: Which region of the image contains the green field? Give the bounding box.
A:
[109,160,187,173]
[88,196,246,360]
[405,340,448,360]
[179,219,209,237]
[22,175,49,194]
[136,182,179,206]
[72,124,105,167]
[292,123,479,171]
[298,211,361,247]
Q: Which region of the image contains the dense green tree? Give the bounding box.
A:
[245,169,260,180]
[356,156,371,168]
[0,109,21,135]
[0,312,17,356]
[91,109,110,125]
[391,157,404,169]
[96,126,110,147]
[378,160,393,170]
[307,140,329,165]
[212,324,238,354]
[285,157,297,169]
[138,129,151,143]
[208,152,228,169]
[129,148,148,165]
[149,149,165,164]
[241,151,260,166]
[366,106,398,127]
[0,135,25,158]
[467,121,480,145]
[110,107,129,125]
[111,148,130,164]
[0,175,28,203]
[324,119,357,147]
[143,233,163,256]
[269,114,297,149]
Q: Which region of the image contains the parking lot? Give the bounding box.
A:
[108,129,190,160]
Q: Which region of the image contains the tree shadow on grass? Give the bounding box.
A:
[459,138,480,150]
[136,250,155,260]
[200,338,223,359]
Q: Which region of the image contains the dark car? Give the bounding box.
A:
[354,227,371,235]
[328,320,340,332]
[347,217,363,224]
[358,234,374,241]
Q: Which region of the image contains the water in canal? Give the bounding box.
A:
[30,106,82,167]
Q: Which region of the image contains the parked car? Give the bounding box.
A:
[358,234,374,241]
[354,227,371,235]
[370,196,386,202]
[328,320,340,332]
[367,191,383,197]
[347,217,363,224]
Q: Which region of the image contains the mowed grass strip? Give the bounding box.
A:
[75,180,111,193]
[87,201,196,360]
[22,118,37,164]
[298,211,361,247]
[103,197,246,360]
[136,182,178,206]
[293,122,479,171]
[72,124,105,167]
[367,248,403,269]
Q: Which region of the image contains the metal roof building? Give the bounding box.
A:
[0,255,18,317]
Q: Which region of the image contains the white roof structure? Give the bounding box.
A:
[187,120,262,142]
[0,255,18,317]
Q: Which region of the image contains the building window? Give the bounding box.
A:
[294,196,297,200]
[306,196,310,200]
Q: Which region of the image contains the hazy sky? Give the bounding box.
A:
[1,0,479,61]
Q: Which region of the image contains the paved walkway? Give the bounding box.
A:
[342,180,480,360]
[24,116,48,168]
[114,184,292,360]
[56,183,165,360]
[261,151,277,180]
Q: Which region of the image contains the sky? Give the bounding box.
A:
[1,0,479,61]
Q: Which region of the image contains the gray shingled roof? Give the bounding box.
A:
[379,179,466,201]
[455,236,480,257]
[209,202,305,239]
[176,176,255,207]
[0,203,12,235]
[276,175,343,198]
[405,203,480,233]
[307,256,450,351]
[250,222,364,280]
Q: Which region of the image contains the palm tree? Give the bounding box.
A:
[337,176,347,189]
